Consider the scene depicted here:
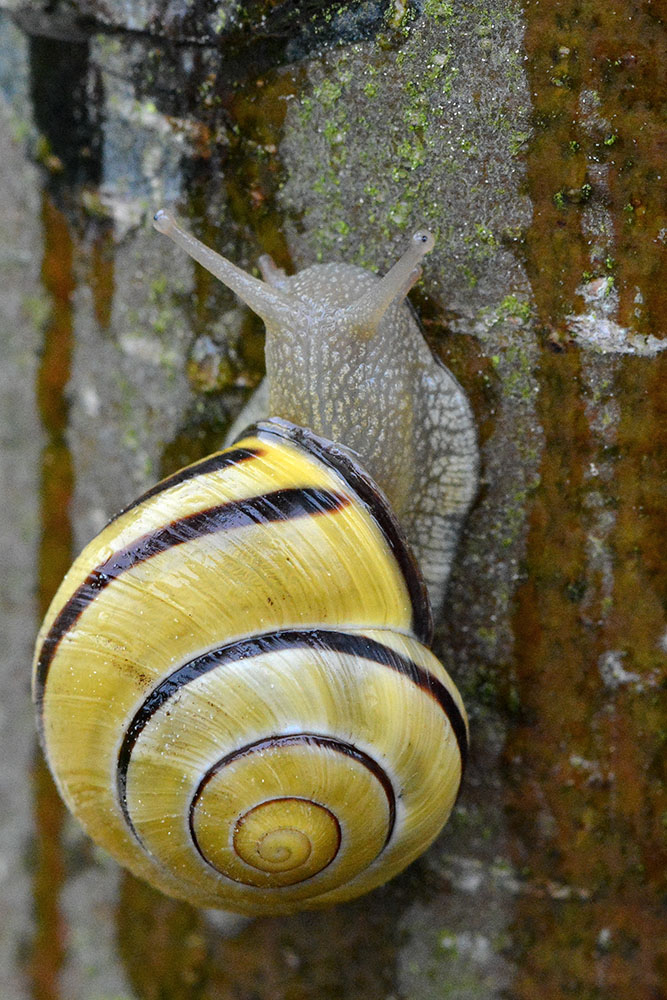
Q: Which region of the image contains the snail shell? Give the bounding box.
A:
[33,221,477,915]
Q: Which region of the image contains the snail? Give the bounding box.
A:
[32,213,478,915]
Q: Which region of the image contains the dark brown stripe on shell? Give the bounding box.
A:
[237,419,433,645]
[188,734,392,883]
[108,446,263,522]
[34,488,350,729]
[116,628,467,839]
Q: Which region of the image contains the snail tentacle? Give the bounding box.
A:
[153,210,305,330]
[342,228,435,338]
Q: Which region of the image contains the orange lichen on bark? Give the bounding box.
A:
[88,223,115,332]
[522,0,667,338]
[28,195,75,1000]
[506,344,667,998]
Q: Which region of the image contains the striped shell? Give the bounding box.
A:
[33,419,467,915]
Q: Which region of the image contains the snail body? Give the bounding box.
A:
[33,218,478,915]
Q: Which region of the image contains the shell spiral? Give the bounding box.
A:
[33,418,468,915]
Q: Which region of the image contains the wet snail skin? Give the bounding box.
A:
[32,215,478,915]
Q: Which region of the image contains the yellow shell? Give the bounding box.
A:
[33,419,467,915]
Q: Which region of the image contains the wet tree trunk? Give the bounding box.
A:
[0,2,664,998]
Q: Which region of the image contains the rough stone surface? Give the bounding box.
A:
[0,32,39,1000]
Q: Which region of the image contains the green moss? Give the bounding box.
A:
[323,119,345,144]
[474,224,498,247]
[298,95,313,123]
[507,130,530,156]
[424,0,454,21]
[151,309,175,338]
[396,137,426,169]
[387,202,411,228]
[278,0,533,302]
[363,183,384,201]
[499,294,533,323]
[121,426,138,450]
[461,265,478,288]
[313,77,342,107]
[149,275,168,302]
